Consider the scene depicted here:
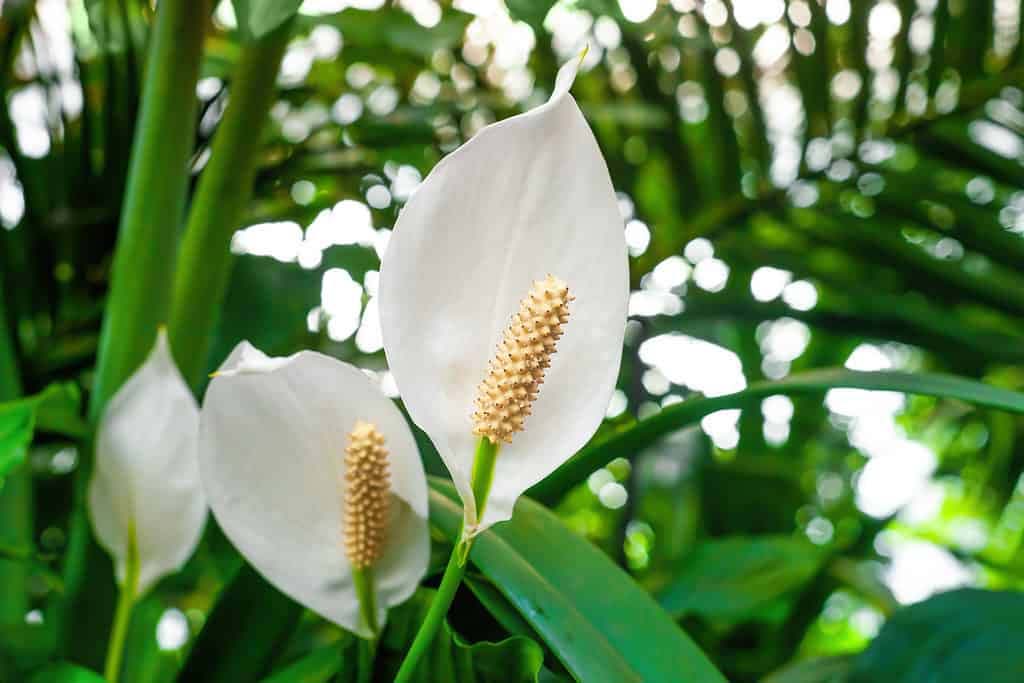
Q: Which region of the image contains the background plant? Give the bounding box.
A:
[2,0,1024,682]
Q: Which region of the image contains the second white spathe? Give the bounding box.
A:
[88,329,207,594]
[198,343,429,638]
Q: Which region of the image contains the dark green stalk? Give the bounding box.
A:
[169,22,292,388]
[0,282,30,635]
[90,0,211,419]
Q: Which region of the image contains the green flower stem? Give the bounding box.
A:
[469,437,500,528]
[355,636,376,683]
[392,544,467,683]
[169,21,293,389]
[103,529,139,683]
[351,566,379,636]
[90,0,210,420]
[393,437,500,683]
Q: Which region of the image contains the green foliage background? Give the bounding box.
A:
[2,0,1024,681]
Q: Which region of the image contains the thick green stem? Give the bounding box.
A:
[103,529,139,683]
[393,437,499,682]
[392,546,467,683]
[90,0,210,420]
[469,437,500,527]
[355,637,376,683]
[351,566,378,637]
[169,22,292,388]
[65,0,208,664]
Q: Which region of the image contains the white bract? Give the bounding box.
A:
[379,57,629,532]
[199,343,429,638]
[88,330,206,594]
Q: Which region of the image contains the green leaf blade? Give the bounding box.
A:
[429,479,729,683]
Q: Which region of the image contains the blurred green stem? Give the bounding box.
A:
[393,437,499,682]
[90,0,210,420]
[103,529,139,683]
[169,21,292,388]
[0,282,31,640]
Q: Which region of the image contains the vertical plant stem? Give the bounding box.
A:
[0,282,30,635]
[469,437,499,525]
[355,637,376,683]
[392,548,467,683]
[90,0,211,420]
[351,567,379,636]
[63,0,208,665]
[394,437,499,682]
[103,529,139,683]
[169,21,292,388]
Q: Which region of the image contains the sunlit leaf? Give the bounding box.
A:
[532,370,1024,503]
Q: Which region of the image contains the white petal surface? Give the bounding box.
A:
[88,330,206,594]
[200,344,428,637]
[379,58,628,530]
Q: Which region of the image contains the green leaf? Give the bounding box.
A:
[0,383,85,479]
[28,662,107,683]
[232,0,302,41]
[657,536,826,622]
[429,479,728,683]
[377,588,544,682]
[531,369,1024,504]
[849,589,1024,683]
[176,563,303,683]
[258,647,346,683]
[764,656,853,683]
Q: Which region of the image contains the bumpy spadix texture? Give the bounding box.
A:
[473,276,572,445]
[379,56,629,532]
[200,344,429,638]
[344,421,390,569]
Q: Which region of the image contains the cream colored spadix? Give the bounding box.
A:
[473,275,573,445]
[343,421,391,570]
[199,343,428,638]
[88,329,206,594]
[379,56,629,532]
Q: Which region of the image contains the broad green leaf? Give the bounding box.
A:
[376,588,544,682]
[260,644,350,683]
[764,656,853,683]
[176,563,303,683]
[0,383,85,479]
[531,369,1024,503]
[232,0,301,41]
[848,588,1024,683]
[29,662,106,683]
[305,8,473,60]
[429,479,728,683]
[657,536,825,622]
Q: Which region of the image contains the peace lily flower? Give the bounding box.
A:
[88,329,206,681]
[379,55,628,535]
[199,342,429,638]
[88,329,206,595]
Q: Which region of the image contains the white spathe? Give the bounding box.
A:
[88,330,206,594]
[379,57,628,532]
[199,343,429,638]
